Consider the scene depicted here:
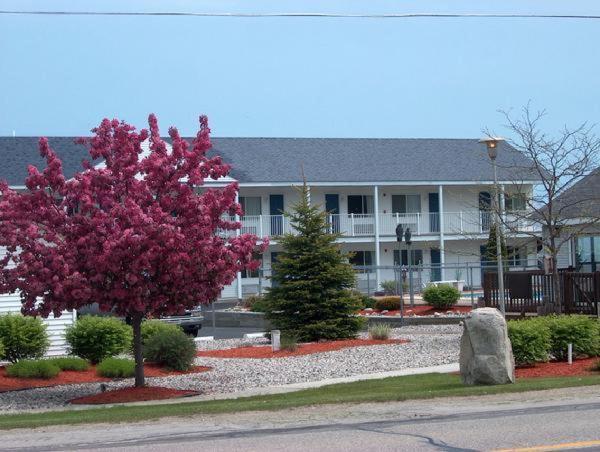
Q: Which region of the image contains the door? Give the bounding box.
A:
[430,249,441,282]
[428,193,439,233]
[325,194,340,233]
[479,191,492,232]
[269,194,284,236]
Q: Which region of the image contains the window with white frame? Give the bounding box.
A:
[392,194,421,214]
[347,195,374,215]
[506,246,524,266]
[239,196,262,216]
[505,193,527,212]
[349,250,373,267]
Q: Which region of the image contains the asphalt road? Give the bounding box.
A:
[3,386,600,452]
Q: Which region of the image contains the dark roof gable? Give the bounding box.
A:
[1,136,540,186]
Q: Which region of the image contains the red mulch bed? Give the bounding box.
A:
[360,305,472,316]
[0,364,211,393]
[197,338,409,359]
[70,386,200,405]
[515,358,600,378]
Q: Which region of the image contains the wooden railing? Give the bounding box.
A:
[483,270,600,314]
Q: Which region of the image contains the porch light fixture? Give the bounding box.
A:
[480,136,506,316]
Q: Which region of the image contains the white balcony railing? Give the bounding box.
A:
[220,210,538,239]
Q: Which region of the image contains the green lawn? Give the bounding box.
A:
[2,373,599,430]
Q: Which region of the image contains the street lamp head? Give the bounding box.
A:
[404,228,412,245]
[395,224,404,242]
[479,136,504,161]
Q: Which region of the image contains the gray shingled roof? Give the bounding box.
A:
[0,137,93,186]
[1,137,539,186]
[553,167,600,220]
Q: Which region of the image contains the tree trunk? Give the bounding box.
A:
[131,312,145,387]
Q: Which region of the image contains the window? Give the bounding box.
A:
[392,194,421,214]
[239,196,262,216]
[347,195,374,214]
[393,249,423,266]
[506,246,523,267]
[505,193,527,212]
[576,236,600,271]
[349,250,372,267]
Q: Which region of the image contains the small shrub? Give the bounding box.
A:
[374,297,401,311]
[380,280,397,295]
[507,319,551,366]
[96,357,135,378]
[369,323,392,340]
[280,333,299,352]
[0,314,50,363]
[352,291,376,310]
[140,320,181,346]
[6,359,60,379]
[0,339,4,360]
[542,315,599,361]
[143,329,197,371]
[47,357,89,371]
[422,285,461,309]
[65,316,132,364]
[243,295,271,313]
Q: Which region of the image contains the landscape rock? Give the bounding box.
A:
[459,308,515,385]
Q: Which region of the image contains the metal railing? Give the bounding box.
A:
[219,210,539,238]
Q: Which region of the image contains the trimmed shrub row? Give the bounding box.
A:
[508,315,600,366]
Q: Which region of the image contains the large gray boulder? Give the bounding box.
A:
[459,308,515,385]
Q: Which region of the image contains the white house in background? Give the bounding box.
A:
[550,167,600,271]
[0,136,543,347]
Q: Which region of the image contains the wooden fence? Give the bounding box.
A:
[483,270,600,315]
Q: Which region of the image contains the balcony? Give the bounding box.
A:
[223,211,538,239]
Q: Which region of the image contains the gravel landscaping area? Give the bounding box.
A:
[0,325,461,413]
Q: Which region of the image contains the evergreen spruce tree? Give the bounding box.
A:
[264,183,364,341]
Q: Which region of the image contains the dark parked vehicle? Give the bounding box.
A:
[77,304,203,337]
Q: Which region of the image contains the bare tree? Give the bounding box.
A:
[486,104,600,312]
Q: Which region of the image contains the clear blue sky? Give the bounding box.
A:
[1,0,599,138]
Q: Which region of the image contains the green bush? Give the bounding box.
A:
[143,329,197,371]
[507,319,551,366]
[140,320,181,346]
[0,339,4,360]
[374,297,401,311]
[369,323,392,340]
[47,357,89,371]
[243,295,271,313]
[422,285,461,309]
[542,315,599,361]
[6,359,60,379]
[380,280,397,295]
[352,291,376,310]
[280,333,299,352]
[65,316,132,364]
[0,314,50,363]
[96,357,135,378]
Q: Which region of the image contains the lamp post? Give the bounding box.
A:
[479,137,506,316]
[405,228,414,307]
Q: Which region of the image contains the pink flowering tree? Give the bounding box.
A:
[0,115,266,386]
